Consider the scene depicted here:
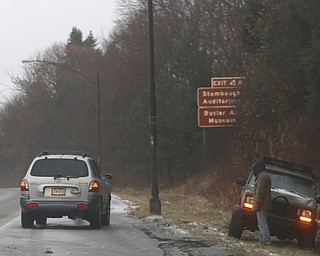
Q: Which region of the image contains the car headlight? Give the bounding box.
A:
[298,209,313,223]
[243,195,254,209]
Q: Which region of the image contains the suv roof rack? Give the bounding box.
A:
[39,151,90,158]
[263,156,314,177]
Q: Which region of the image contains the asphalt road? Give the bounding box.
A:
[0,188,162,256]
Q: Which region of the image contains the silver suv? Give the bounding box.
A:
[20,151,112,229]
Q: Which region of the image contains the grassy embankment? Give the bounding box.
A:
[114,186,319,256]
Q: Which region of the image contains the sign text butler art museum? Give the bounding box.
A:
[197,77,245,127]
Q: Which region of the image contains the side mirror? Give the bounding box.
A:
[236,178,246,187]
[104,173,113,182]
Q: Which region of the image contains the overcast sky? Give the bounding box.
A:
[0,0,118,104]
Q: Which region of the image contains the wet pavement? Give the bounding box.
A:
[137,216,236,256]
[0,189,236,255]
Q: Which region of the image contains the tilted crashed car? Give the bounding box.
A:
[228,156,320,247]
[20,151,112,229]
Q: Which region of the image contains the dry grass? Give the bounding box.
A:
[114,185,229,223]
[114,186,320,256]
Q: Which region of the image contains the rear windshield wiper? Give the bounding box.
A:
[54,174,78,180]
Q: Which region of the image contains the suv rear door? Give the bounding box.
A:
[27,158,91,201]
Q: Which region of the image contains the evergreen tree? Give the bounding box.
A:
[300,0,320,113]
[84,31,98,48]
[67,27,83,45]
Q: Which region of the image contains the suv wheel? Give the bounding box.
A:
[21,210,34,228]
[102,207,110,226]
[297,230,316,248]
[228,208,244,239]
[36,216,47,225]
[90,207,102,229]
[102,195,111,226]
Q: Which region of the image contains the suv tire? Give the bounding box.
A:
[90,206,102,229]
[102,202,110,226]
[297,229,316,248]
[102,195,111,226]
[36,216,47,225]
[101,209,110,226]
[228,207,244,239]
[21,210,34,228]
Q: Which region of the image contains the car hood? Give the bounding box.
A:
[245,185,316,209]
[271,188,317,209]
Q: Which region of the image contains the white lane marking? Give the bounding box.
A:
[0,216,20,231]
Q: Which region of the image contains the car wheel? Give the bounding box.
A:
[90,207,102,229]
[36,216,47,225]
[228,208,244,239]
[297,229,316,248]
[21,210,34,228]
[102,196,111,226]
[102,206,110,226]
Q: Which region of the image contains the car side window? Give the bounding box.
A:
[89,160,102,179]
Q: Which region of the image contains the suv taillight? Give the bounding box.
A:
[89,181,99,192]
[20,179,29,191]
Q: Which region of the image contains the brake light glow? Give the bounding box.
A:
[77,203,89,209]
[20,179,29,191]
[243,196,254,209]
[89,181,99,192]
[298,209,313,223]
[28,203,39,209]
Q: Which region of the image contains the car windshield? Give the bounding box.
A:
[248,170,316,199]
[31,159,88,177]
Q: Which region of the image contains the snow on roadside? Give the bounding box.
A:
[143,215,192,239]
[111,195,139,213]
[112,195,192,240]
[113,195,284,256]
[112,195,312,256]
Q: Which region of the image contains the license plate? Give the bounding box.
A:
[51,188,66,196]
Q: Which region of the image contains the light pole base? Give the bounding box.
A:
[149,196,161,215]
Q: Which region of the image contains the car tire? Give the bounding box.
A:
[297,229,316,248]
[102,195,111,226]
[228,208,244,239]
[90,207,102,229]
[36,216,47,225]
[21,210,34,228]
[102,206,110,226]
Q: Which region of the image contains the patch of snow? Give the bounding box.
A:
[145,215,165,222]
[166,225,190,237]
[188,222,203,227]
[111,195,138,213]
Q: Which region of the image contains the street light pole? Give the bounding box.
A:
[148,0,161,215]
[21,59,102,165]
[96,71,101,164]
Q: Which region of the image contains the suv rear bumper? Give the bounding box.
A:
[20,195,100,219]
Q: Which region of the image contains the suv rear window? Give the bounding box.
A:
[30,159,88,177]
